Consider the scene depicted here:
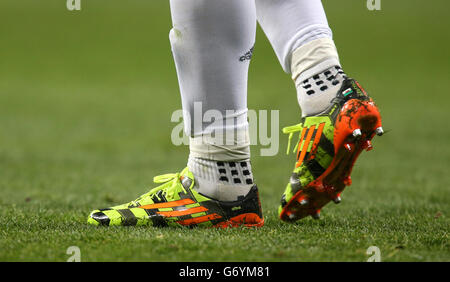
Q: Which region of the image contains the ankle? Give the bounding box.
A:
[188,156,254,202]
[290,37,345,116]
[296,65,347,116]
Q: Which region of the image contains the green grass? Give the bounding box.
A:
[0,0,448,261]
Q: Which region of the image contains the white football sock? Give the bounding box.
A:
[169,0,256,201]
[256,0,333,73]
[256,0,344,116]
[295,64,347,116]
[291,38,344,116]
[187,157,254,202]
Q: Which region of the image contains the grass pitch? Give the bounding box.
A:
[0,0,448,261]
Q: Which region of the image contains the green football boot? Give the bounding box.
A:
[88,167,264,228]
[279,78,383,221]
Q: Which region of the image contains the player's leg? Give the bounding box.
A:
[170,0,257,202]
[256,0,383,221]
[87,0,263,228]
[256,0,342,116]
